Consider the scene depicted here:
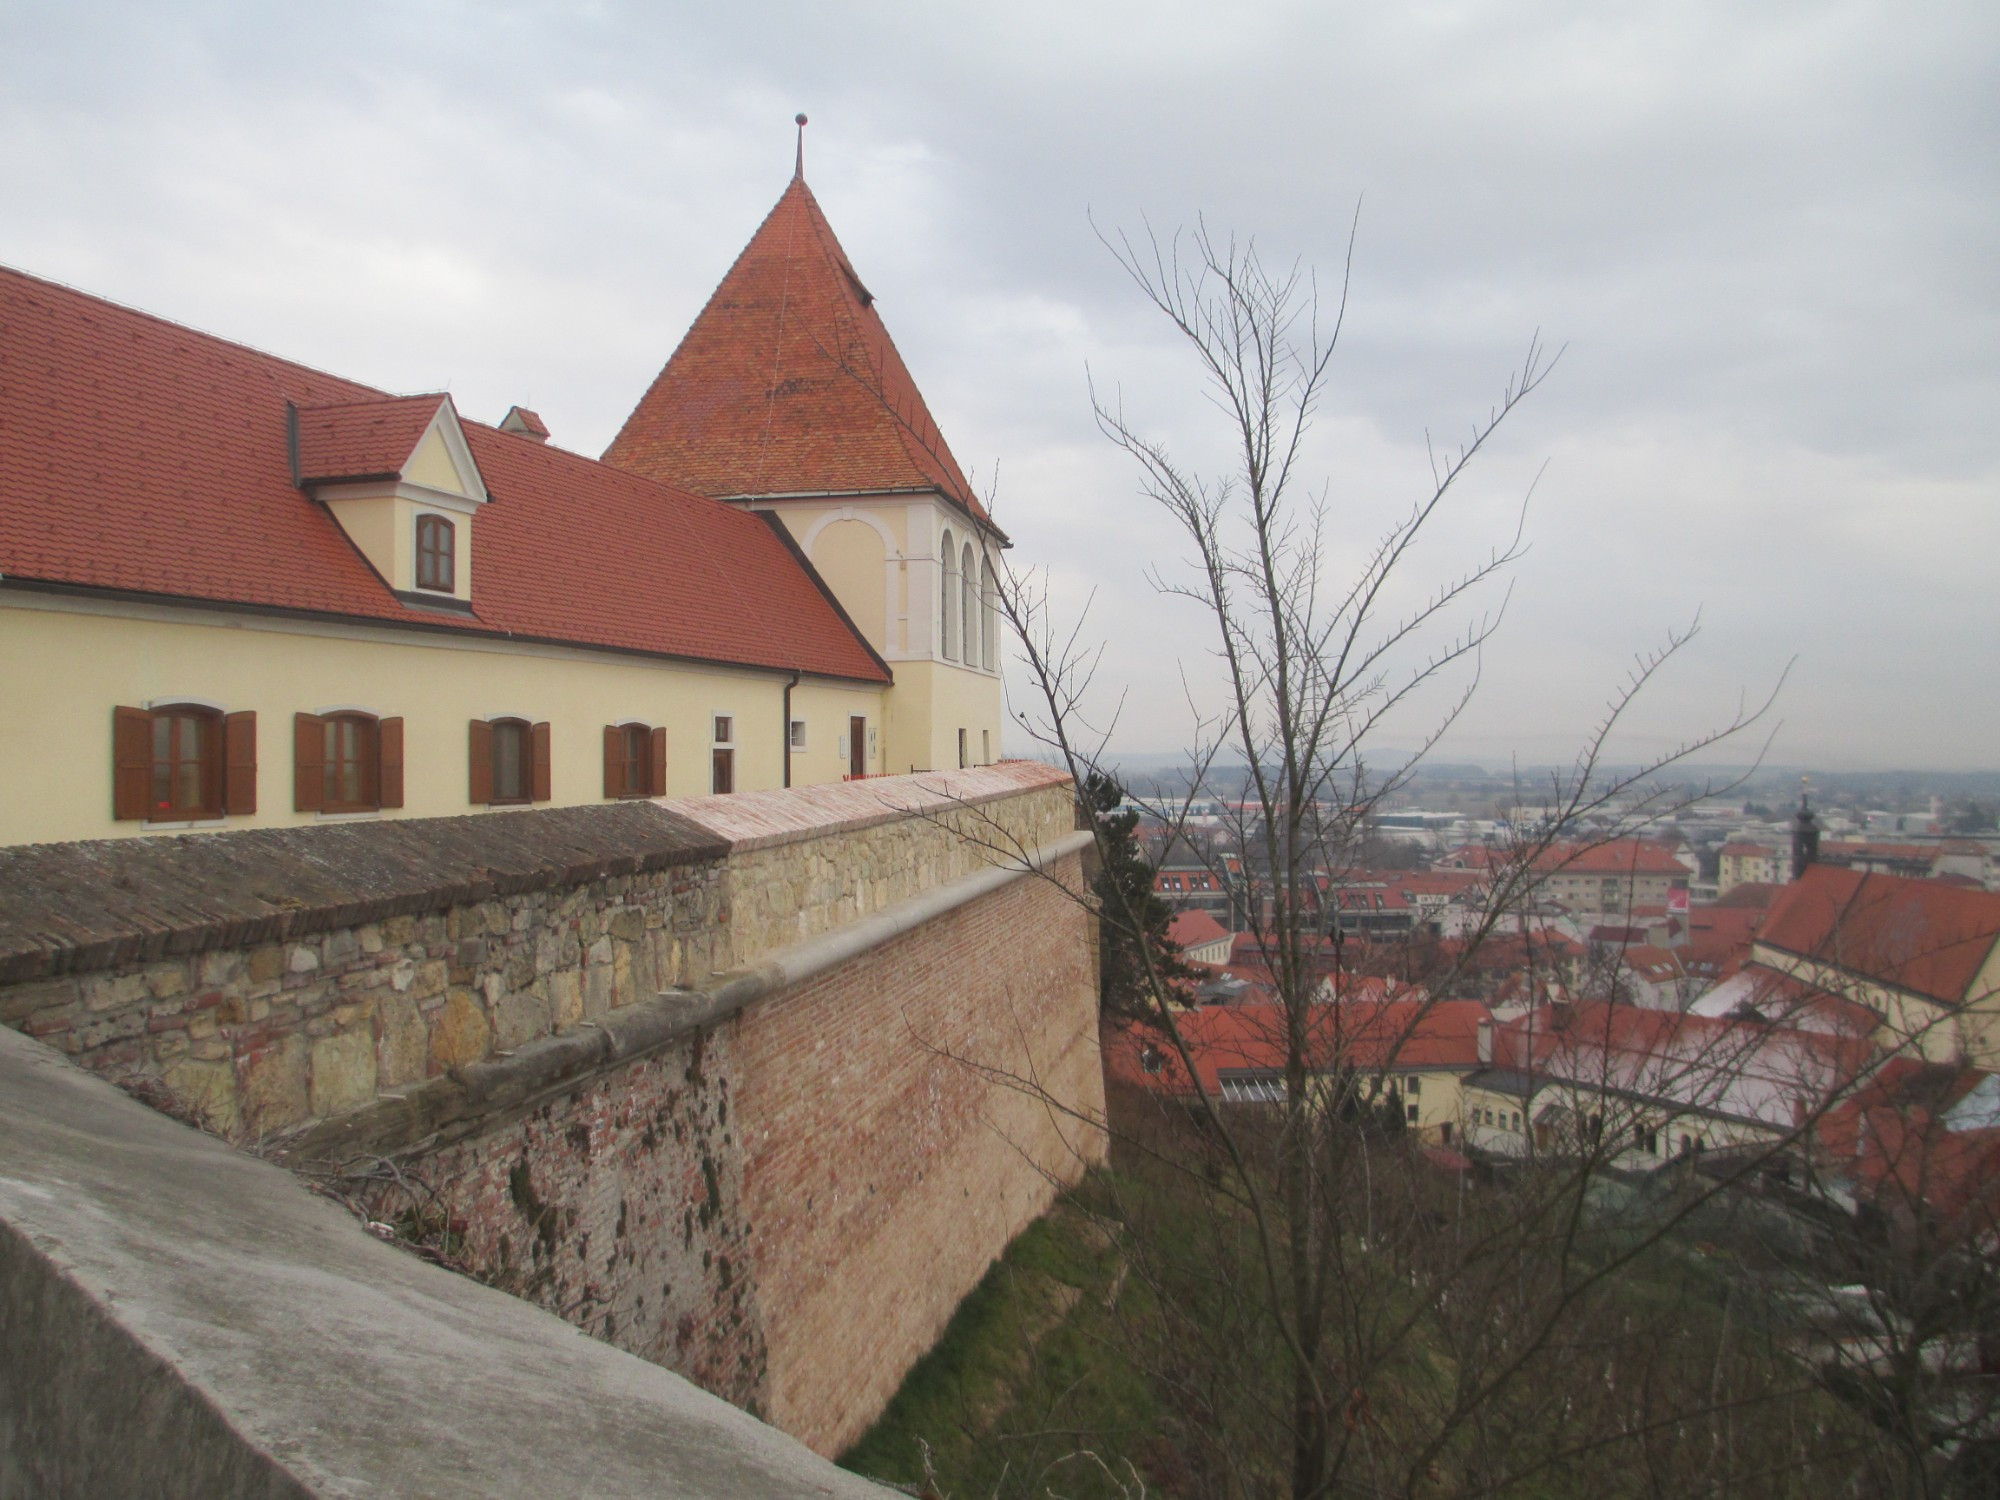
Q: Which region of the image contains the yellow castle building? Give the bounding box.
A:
[0,163,1005,846]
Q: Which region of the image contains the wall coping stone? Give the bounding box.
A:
[670,760,1074,853]
[283,828,1096,1164]
[0,1024,896,1499]
[0,767,1075,986]
[0,802,730,984]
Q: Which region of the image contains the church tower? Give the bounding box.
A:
[603,124,1005,777]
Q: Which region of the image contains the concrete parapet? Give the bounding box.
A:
[0,1023,894,1500]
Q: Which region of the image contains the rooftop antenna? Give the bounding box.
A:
[794,113,808,179]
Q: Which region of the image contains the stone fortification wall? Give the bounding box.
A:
[0,803,729,1139]
[0,763,1104,1457]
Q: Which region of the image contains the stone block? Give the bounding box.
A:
[83,972,148,1014]
[587,936,614,968]
[584,963,614,1020]
[482,902,512,937]
[198,950,245,988]
[613,945,636,1010]
[238,1034,309,1136]
[412,959,449,999]
[0,976,80,1026]
[607,908,646,943]
[287,944,321,976]
[429,988,492,1073]
[382,915,418,946]
[357,923,384,955]
[492,986,553,1052]
[310,1026,378,1118]
[247,945,285,984]
[548,971,583,1030]
[162,1055,239,1135]
[375,994,428,1088]
[322,929,360,969]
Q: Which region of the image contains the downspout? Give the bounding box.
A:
[782,670,801,787]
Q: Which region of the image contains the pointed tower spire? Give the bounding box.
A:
[1790,775,1820,881]
[794,113,807,180]
[601,167,999,535]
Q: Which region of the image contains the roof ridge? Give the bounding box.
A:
[1,262,387,403]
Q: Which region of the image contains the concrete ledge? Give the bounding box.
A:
[0,1024,894,1500]
[669,761,1073,853]
[285,828,1096,1163]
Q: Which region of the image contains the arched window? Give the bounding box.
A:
[469,717,547,806]
[981,554,997,671]
[604,721,665,798]
[940,528,959,660]
[416,515,455,593]
[320,712,379,812]
[492,719,529,803]
[961,542,976,669]
[150,703,223,818]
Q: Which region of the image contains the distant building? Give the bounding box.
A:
[1753,866,2000,1066]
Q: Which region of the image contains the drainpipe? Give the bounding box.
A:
[782,671,801,787]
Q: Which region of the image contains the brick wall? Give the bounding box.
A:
[737,848,1103,1450]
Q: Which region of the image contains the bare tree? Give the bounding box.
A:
[952,220,1918,1500]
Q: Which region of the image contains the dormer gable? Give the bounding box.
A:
[292,395,487,612]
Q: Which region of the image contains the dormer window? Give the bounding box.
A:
[416,515,455,592]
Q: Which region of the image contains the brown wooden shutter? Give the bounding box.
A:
[602,724,622,799]
[293,713,325,812]
[113,706,151,820]
[649,726,668,797]
[468,719,493,805]
[531,721,552,802]
[378,717,404,809]
[223,711,257,815]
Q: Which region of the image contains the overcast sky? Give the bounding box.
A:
[4,1,1994,772]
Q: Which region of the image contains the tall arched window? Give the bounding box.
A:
[961,542,976,669]
[940,528,959,660]
[981,554,997,671]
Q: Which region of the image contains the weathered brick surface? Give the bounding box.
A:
[383,849,1103,1455]
[736,848,1104,1452]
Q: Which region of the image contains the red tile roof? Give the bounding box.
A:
[1759,865,2000,1008]
[0,265,887,683]
[294,395,449,484]
[1167,909,1230,950]
[604,176,994,533]
[1105,998,1492,1096]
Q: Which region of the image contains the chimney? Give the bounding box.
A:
[1477,1018,1493,1065]
[499,406,550,443]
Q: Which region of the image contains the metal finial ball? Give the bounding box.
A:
[796,113,808,127]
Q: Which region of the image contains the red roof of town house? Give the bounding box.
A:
[1105,999,1492,1097]
[1714,881,1783,910]
[1759,865,2000,1008]
[603,175,994,532]
[0,265,889,684]
[1720,841,1775,859]
[1167,909,1230,951]
[1492,1001,1875,1130]
[1817,1060,2000,1233]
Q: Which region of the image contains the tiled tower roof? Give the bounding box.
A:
[603,175,996,533]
